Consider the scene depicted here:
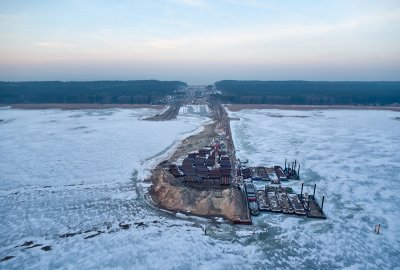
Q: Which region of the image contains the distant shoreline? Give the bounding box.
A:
[1,103,165,110]
[2,103,400,112]
[226,104,400,112]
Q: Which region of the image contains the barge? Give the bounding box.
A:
[240,159,301,183]
[266,167,280,184]
[251,166,269,181]
[274,166,287,181]
[244,182,260,215]
[254,184,324,219]
[257,189,270,211]
[288,193,307,215]
[277,191,294,214]
[265,186,281,212]
[300,193,326,219]
[248,201,260,216]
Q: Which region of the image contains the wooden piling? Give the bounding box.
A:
[297,164,300,177]
[301,182,304,197]
[321,195,325,210]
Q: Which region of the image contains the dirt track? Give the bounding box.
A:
[144,103,181,121]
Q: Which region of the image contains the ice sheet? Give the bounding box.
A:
[1,107,400,269]
[229,108,400,269]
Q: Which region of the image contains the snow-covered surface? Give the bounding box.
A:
[229,108,400,269]
[1,107,399,269]
[179,104,209,116]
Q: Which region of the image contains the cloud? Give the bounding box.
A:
[35,41,75,48]
[170,0,207,8]
[36,42,60,47]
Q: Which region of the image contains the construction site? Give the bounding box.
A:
[150,85,326,224]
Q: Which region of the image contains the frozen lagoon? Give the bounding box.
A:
[229,109,400,269]
[0,107,399,269]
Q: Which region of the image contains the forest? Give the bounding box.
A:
[0,80,186,104]
[2,80,400,105]
[214,80,400,105]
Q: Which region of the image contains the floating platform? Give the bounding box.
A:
[239,159,301,183]
[244,182,260,215]
[300,194,327,219]
[277,191,294,214]
[274,166,287,181]
[253,185,325,219]
[265,186,281,212]
[288,193,307,215]
[257,189,270,211]
[248,201,260,216]
[264,167,280,184]
[251,167,269,181]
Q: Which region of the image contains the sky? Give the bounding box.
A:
[0,0,399,84]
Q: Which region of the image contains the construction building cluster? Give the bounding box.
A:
[169,139,232,186]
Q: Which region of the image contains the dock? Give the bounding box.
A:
[236,157,327,220]
[243,183,326,219]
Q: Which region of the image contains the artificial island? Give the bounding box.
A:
[148,86,326,224]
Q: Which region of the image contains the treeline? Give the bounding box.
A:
[214,80,400,105]
[0,80,186,104]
